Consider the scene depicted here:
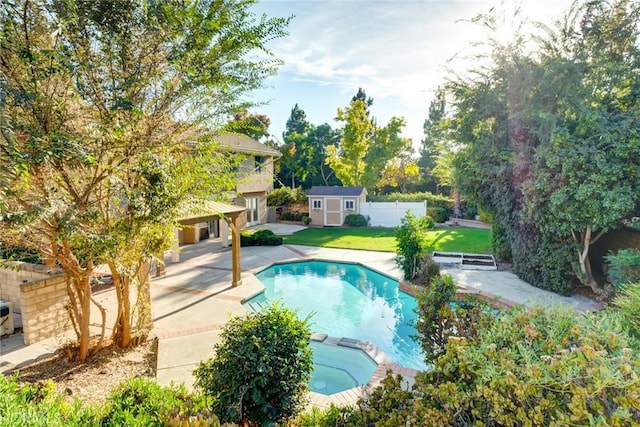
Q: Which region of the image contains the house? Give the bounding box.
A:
[178,133,280,244]
[307,186,367,226]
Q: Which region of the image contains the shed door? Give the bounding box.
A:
[325,198,342,226]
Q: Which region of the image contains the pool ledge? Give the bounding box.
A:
[308,334,421,409]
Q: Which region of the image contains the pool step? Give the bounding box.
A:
[245,300,267,313]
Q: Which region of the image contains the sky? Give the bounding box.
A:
[249,0,573,148]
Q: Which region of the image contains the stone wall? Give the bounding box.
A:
[20,275,69,345]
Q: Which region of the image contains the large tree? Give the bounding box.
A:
[0,0,289,360]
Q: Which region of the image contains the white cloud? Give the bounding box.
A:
[253,0,573,146]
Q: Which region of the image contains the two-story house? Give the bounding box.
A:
[178,132,280,244]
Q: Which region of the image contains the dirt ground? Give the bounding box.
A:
[14,339,157,407]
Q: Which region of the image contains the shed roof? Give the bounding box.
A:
[307,186,367,197]
[216,133,281,157]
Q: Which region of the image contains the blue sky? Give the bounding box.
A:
[249,0,572,148]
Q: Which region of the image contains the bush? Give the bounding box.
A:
[291,404,363,427]
[343,213,368,227]
[194,303,313,426]
[426,207,446,223]
[414,274,490,363]
[280,211,308,222]
[613,283,640,338]
[491,218,512,262]
[395,212,433,280]
[412,253,440,287]
[0,375,97,426]
[267,186,306,207]
[359,305,640,425]
[240,229,283,246]
[301,214,311,225]
[102,377,217,426]
[368,191,453,210]
[605,248,640,289]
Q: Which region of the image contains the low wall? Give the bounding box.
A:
[20,275,69,345]
[360,201,427,227]
[0,261,59,314]
[0,261,70,345]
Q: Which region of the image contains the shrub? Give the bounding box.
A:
[359,305,640,425]
[240,229,283,246]
[102,377,217,426]
[414,274,490,363]
[194,303,313,426]
[343,213,368,227]
[291,404,363,427]
[605,248,640,289]
[412,253,440,287]
[491,218,511,262]
[368,191,453,210]
[613,283,640,338]
[301,214,311,225]
[0,375,97,425]
[395,212,434,280]
[426,207,446,223]
[267,186,306,207]
[395,212,426,280]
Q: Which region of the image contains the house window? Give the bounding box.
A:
[313,199,322,210]
[345,200,355,211]
[254,156,265,173]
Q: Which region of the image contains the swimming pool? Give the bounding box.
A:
[246,260,427,371]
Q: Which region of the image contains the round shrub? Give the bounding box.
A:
[344,213,368,227]
[426,207,447,223]
[194,303,313,426]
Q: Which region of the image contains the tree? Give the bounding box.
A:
[419,88,446,193]
[325,99,372,187]
[363,116,412,192]
[194,304,313,426]
[224,110,271,141]
[0,0,289,360]
[526,0,640,292]
[377,148,420,193]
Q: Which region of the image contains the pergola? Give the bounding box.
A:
[176,201,246,287]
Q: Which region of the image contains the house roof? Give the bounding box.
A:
[307,186,367,197]
[178,200,246,225]
[216,133,281,158]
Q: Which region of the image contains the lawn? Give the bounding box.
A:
[282,226,492,253]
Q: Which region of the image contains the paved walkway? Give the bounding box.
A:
[1,226,603,408]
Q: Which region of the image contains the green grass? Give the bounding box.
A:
[282,226,492,253]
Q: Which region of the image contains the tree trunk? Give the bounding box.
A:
[575,225,605,293]
[452,188,461,218]
[109,262,132,348]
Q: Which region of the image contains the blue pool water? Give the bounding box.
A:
[247,260,427,371]
[310,341,377,395]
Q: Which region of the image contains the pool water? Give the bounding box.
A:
[310,341,377,395]
[247,260,427,371]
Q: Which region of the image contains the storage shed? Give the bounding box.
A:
[307,186,367,226]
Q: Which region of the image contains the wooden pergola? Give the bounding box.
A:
[177,201,246,287]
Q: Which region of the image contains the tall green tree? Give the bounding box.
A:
[419,88,446,193]
[325,99,372,187]
[0,0,289,360]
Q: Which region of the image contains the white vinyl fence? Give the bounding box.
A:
[360,201,427,227]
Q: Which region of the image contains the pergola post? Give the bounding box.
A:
[229,216,242,287]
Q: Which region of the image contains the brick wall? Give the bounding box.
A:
[0,261,59,314]
[20,275,69,345]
